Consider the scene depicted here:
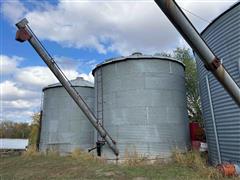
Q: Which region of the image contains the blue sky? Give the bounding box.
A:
[1,5,118,72]
[0,0,237,123]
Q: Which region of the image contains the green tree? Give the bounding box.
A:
[29,112,41,147]
[0,121,31,138]
[173,48,202,123]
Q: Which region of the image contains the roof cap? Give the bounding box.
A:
[43,77,94,91]
[92,53,185,75]
[131,52,143,56]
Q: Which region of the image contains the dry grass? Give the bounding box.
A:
[123,149,149,166]
[172,150,222,179]
[22,146,61,159]
[2,148,238,179]
[22,146,42,157]
[70,148,105,163]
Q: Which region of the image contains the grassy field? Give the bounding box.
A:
[0,150,239,180]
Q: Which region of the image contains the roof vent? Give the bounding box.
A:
[131,52,142,56]
[76,77,84,80]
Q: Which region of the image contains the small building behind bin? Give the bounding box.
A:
[0,138,28,150]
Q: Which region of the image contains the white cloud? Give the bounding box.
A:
[0,80,40,123]
[2,0,236,55]
[177,0,238,31]
[3,99,39,109]
[24,1,179,55]
[14,64,89,89]
[0,109,35,123]
[0,80,38,101]
[0,54,95,122]
[1,0,28,22]
[15,66,58,88]
[79,72,94,83]
[0,55,22,74]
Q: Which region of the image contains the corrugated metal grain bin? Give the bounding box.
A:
[195,2,240,165]
[39,77,95,154]
[93,53,190,160]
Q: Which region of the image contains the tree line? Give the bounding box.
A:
[0,113,41,147]
[0,121,31,139]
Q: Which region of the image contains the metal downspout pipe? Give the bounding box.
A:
[206,76,221,164]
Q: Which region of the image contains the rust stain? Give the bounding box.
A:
[15,28,31,42]
[211,57,221,70]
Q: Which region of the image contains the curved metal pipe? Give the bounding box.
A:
[155,0,240,107]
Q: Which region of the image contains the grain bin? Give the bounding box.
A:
[195,2,240,165]
[39,77,95,154]
[93,53,190,160]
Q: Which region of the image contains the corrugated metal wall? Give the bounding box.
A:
[40,78,95,154]
[93,55,190,159]
[196,3,240,165]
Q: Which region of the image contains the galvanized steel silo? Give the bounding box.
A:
[39,77,95,154]
[93,53,190,159]
[195,3,240,165]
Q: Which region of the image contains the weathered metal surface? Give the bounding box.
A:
[40,77,95,153]
[154,0,240,107]
[195,3,240,165]
[93,54,190,159]
[15,19,119,156]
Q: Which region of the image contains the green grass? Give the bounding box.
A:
[0,150,239,180]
